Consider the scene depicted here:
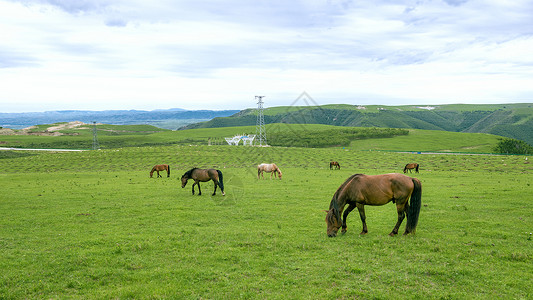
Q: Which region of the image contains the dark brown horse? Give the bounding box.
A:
[403,163,419,173]
[181,168,225,196]
[329,161,341,170]
[150,164,170,178]
[325,173,421,237]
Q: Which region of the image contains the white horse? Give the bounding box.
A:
[257,163,282,180]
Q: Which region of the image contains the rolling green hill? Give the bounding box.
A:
[0,121,505,154]
[181,103,533,145]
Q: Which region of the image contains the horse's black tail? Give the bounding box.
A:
[167,165,171,177]
[217,170,224,192]
[415,164,419,173]
[405,178,422,234]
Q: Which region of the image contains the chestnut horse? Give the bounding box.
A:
[150,164,170,178]
[257,163,282,179]
[403,163,419,173]
[325,173,421,237]
[181,168,225,196]
[329,161,341,170]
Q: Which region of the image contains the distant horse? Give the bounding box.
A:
[403,163,419,173]
[257,163,282,179]
[150,164,170,178]
[181,168,225,196]
[325,173,422,237]
[329,161,341,170]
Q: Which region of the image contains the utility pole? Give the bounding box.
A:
[255,96,267,146]
[92,121,99,150]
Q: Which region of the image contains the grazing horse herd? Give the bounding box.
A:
[150,161,422,237]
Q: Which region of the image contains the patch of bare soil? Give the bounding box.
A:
[1,121,93,136]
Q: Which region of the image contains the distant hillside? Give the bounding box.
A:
[0,108,239,130]
[180,103,533,145]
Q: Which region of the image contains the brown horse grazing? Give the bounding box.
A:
[181,168,225,196]
[325,173,422,237]
[150,164,170,178]
[329,161,341,170]
[403,163,419,173]
[257,163,282,179]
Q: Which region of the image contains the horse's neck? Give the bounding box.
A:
[331,188,349,213]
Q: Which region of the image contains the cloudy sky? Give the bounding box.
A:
[1,0,532,112]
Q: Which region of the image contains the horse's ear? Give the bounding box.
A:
[324,210,330,213]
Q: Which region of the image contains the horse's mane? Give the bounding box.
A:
[183,168,198,177]
[329,174,363,221]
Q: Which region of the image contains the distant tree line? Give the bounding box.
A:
[268,127,409,148]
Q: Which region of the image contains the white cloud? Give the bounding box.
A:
[0,0,532,112]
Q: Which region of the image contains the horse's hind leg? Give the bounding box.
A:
[390,202,407,236]
[212,181,217,196]
[341,203,356,234]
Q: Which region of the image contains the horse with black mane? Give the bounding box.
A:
[329,161,341,170]
[181,168,225,196]
[150,164,170,178]
[403,163,419,173]
[325,173,421,237]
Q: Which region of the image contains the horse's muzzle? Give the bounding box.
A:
[327,232,337,238]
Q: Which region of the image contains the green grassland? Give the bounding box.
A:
[0,122,505,154]
[1,126,532,299]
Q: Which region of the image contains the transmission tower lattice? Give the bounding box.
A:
[255,96,267,146]
[92,121,100,150]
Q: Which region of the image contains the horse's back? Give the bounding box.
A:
[258,163,275,172]
[344,173,414,204]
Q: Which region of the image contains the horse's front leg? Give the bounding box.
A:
[196,181,202,195]
[341,203,356,234]
[191,182,196,195]
[356,203,368,235]
[390,202,407,236]
[157,171,161,178]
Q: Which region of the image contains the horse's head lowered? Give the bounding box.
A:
[181,173,191,188]
[325,208,342,237]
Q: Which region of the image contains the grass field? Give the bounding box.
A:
[1,139,532,298]
[0,122,506,153]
